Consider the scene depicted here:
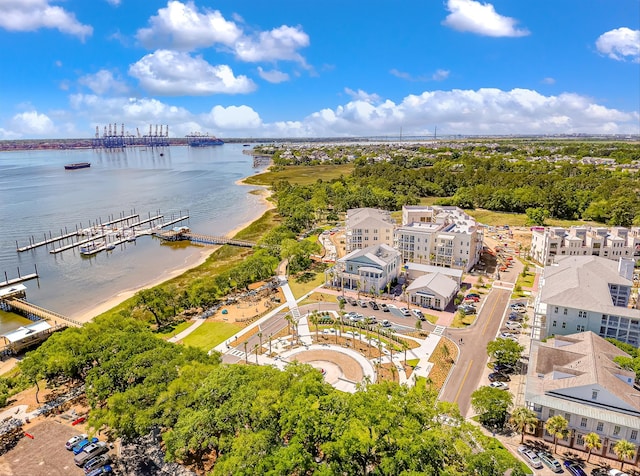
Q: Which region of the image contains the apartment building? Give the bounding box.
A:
[395,205,483,271]
[525,332,639,465]
[532,255,639,346]
[530,226,640,266]
[344,208,396,253]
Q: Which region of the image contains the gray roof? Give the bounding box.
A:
[407,272,458,298]
[526,332,640,422]
[405,263,463,279]
[540,255,638,317]
[340,243,400,267]
[346,208,395,227]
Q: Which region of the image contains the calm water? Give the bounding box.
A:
[0,145,268,332]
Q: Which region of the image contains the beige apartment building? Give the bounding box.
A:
[344,208,396,253]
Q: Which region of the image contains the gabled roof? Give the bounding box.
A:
[540,256,637,316]
[340,243,400,267]
[532,332,640,416]
[346,208,395,227]
[406,272,458,298]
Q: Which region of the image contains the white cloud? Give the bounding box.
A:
[596,27,640,62]
[541,77,555,85]
[234,25,309,63]
[9,111,56,136]
[136,1,242,51]
[443,0,529,37]
[344,88,381,104]
[78,70,129,95]
[202,105,262,130]
[129,50,256,95]
[106,0,121,6]
[0,0,92,40]
[257,67,290,83]
[390,68,450,81]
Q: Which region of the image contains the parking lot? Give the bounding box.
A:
[0,420,90,475]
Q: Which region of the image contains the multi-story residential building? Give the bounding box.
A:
[395,206,483,271]
[532,255,639,346]
[344,208,396,253]
[525,332,640,465]
[325,244,401,294]
[530,226,640,266]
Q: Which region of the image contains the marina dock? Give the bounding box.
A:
[48,233,107,254]
[0,267,39,287]
[157,229,255,248]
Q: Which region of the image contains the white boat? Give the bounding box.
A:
[80,241,107,256]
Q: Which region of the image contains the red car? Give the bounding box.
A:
[465,296,480,302]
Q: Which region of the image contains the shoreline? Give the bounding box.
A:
[72,186,275,324]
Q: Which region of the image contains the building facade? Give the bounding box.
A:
[525,332,640,466]
[530,226,640,266]
[531,255,639,347]
[326,244,401,294]
[395,206,483,271]
[344,208,396,253]
[405,272,459,311]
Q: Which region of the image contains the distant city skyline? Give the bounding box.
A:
[1,0,638,139]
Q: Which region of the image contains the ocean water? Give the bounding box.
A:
[0,144,268,332]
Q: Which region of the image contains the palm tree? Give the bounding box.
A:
[401,340,408,365]
[253,343,259,364]
[545,415,569,455]
[243,341,249,364]
[257,332,263,353]
[509,407,538,444]
[309,311,319,343]
[613,439,636,471]
[584,432,602,463]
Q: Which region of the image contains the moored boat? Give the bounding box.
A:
[80,241,106,256]
[64,162,91,170]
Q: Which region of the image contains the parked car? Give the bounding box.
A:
[537,451,562,473]
[517,445,543,469]
[465,295,480,302]
[84,454,111,474]
[564,461,587,476]
[499,332,518,341]
[347,297,357,306]
[74,442,108,467]
[369,301,379,310]
[399,307,411,317]
[510,302,526,309]
[381,320,392,327]
[336,295,346,304]
[365,316,378,325]
[466,293,480,298]
[87,465,113,476]
[411,309,425,320]
[489,381,509,390]
[66,433,88,451]
[357,299,368,308]
[458,305,476,314]
[608,470,630,476]
[488,372,510,382]
[590,469,609,476]
[508,314,524,321]
[72,437,99,455]
[505,321,522,330]
[380,303,389,312]
[492,363,515,373]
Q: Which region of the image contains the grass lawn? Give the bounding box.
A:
[242,164,355,186]
[451,311,477,328]
[157,320,194,340]
[179,321,242,351]
[288,270,326,300]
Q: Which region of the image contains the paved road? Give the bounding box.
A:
[439,287,512,415]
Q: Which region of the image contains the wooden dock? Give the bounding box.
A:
[0,273,39,287]
[49,233,107,254]
[17,230,79,252]
[1,297,82,328]
[157,230,255,248]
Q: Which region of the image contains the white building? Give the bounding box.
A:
[530,226,640,266]
[395,206,483,271]
[344,208,396,253]
[525,332,640,465]
[405,273,459,311]
[532,255,639,346]
[326,244,401,294]
[404,262,463,285]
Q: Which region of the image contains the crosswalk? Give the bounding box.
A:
[432,325,446,336]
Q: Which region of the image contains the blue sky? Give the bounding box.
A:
[0,0,638,139]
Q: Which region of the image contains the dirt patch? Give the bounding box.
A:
[290,349,364,382]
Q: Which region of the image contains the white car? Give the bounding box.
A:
[505,321,522,330]
[411,308,425,320]
[499,332,518,341]
[489,381,509,390]
[399,307,411,317]
[65,433,88,451]
[517,445,543,469]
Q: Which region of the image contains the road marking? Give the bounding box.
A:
[481,292,502,336]
[453,359,473,404]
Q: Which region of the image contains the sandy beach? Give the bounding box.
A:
[72,186,275,323]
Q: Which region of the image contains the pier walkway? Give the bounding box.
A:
[158,230,256,248]
[0,297,82,328]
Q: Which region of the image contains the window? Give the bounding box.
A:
[577,325,585,332]
[576,434,585,446]
[613,426,620,436]
[564,413,571,423]
[596,422,604,432]
[563,308,568,315]
[562,322,566,329]
[631,430,638,441]
[548,409,555,417]
[552,320,557,327]
[580,418,587,428]
[592,390,598,400]
[554,306,559,314]
[579,310,587,318]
